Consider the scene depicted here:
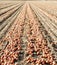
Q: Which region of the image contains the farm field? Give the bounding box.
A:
[0,1,57,65]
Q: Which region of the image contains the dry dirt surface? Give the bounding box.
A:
[0,1,57,65]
